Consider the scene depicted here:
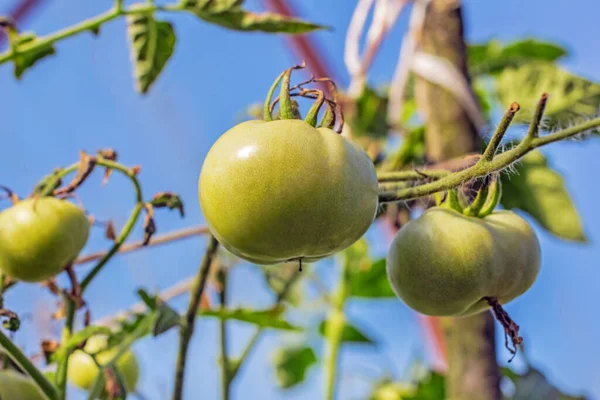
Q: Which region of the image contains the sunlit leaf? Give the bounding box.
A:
[185,1,325,33]
[201,307,301,331]
[127,10,176,94]
[349,86,390,138]
[469,39,567,76]
[369,379,416,400]
[403,371,446,400]
[12,32,56,79]
[272,345,317,389]
[501,150,586,242]
[495,63,600,132]
[52,326,112,362]
[318,320,375,344]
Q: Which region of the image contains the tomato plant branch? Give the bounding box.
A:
[55,299,76,400]
[218,268,231,400]
[324,256,351,400]
[0,2,185,66]
[172,235,219,400]
[0,329,58,400]
[378,114,600,203]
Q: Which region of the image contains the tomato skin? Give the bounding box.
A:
[67,336,139,393]
[0,197,90,282]
[199,119,379,265]
[0,370,47,400]
[386,207,541,317]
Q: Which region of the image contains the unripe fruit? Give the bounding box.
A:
[0,370,47,400]
[386,207,541,317]
[0,197,90,282]
[68,336,140,393]
[199,119,379,265]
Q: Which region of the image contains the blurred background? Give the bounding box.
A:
[0,0,599,399]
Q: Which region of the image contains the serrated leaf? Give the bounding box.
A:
[127,11,176,94]
[12,32,56,79]
[501,151,586,242]
[349,86,390,138]
[495,63,600,132]
[52,326,113,362]
[272,345,317,389]
[469,39,567,76]
[350,258,396,298]
[200,307,301,331]
[318,320,375,344]
[502,367,587,400]
[191,8,325,33]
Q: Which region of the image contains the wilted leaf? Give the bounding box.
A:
[201,307,301,331]
[12,32,56,79]
[127,10,176,94]
[186,2,325,33]
[469,39,567,76]
[495,63,600,132]
[318,320,375,344]
[350,258,396,298]
[501,151,586,242]
[272,345,317,389]
[349,86,389,138]
[502,367,587,400]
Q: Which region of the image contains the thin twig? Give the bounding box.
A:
[218,268,231,400]
[172,236,219,400]
[74,225,209,266]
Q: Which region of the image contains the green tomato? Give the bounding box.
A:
[199,119,379,265]
[0,197,90,282]
[0,370,47,400]
[386,207,541,317]
[67,336,140,393]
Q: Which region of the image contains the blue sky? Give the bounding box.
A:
[0,0,599,399]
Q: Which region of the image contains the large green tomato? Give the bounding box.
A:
[0,370,47,400]
[0,197,90,282]
[199,119,379,265]
[386,207,541,317]
[67,336,140,393]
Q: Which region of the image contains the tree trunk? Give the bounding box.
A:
[415,1,502,399]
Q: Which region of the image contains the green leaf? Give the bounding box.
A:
[126,10,176,94]
[403,371,446,400]
[318,320,375,344]
[12,32,56,79]
[495,63,600,132]
[153,301,181,336]
[349,86,390,138]
[185,2,325,33]
[501,367,587,400]
[272,345,317,389]
[469,39,567,76]
[501,150,586,242]
[350,258,396,298]
[201,307,301,331]
[52,326,112,362]
[385,126,426,170]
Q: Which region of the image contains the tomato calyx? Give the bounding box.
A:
[263,63,345,133]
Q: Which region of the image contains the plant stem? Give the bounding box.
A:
[55,299,76,400]
[324,255,351,400]
[378,116,600,203]
[0,329,58,400]
[218,269,230,400]
[172,235,219,400]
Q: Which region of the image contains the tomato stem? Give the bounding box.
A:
[0,330,59,400]
[304,89,325,126]
[278,62,306,120]
[263,71,285,121]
